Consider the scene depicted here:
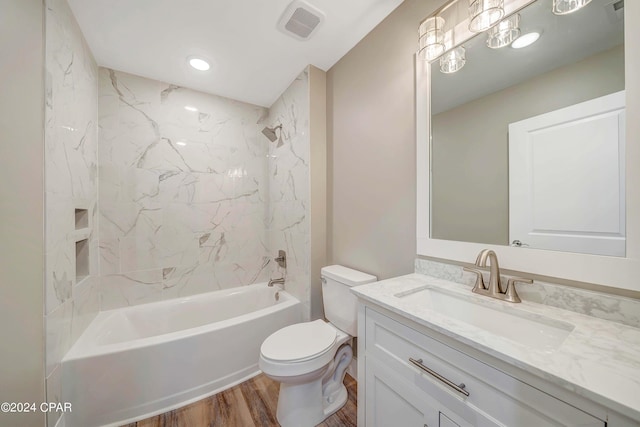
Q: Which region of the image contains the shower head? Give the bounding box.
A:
[262,124,283,144]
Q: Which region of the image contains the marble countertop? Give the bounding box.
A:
[352,273,640,421]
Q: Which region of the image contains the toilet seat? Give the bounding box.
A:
[261,320,337,363]
[259,320,348,378]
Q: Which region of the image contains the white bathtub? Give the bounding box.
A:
[62,283,301,427]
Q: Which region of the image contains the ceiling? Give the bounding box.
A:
[67,0,405,107]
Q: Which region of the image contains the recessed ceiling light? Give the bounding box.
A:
[188,57,210,71]
[184,105,198,112]
[511,32,540,49]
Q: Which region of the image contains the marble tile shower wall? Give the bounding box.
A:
[266,69,311,319]
[45,0,100,425]
[98,69,271,309]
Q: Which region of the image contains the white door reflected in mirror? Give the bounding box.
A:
[509,91,626,257]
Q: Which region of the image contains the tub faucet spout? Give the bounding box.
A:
[268,277,285,288]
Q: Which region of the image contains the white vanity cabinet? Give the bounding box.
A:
[359,306,606,427]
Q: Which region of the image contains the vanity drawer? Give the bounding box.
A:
[364,308,604,427]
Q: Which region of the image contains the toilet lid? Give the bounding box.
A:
[261,320,337,363]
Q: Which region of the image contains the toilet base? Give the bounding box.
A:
[322,383,348,418]
[274,344,352,427]
[275,381,349,427]
[276,378,324,427]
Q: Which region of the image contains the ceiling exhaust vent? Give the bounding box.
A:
[278,0,325,41]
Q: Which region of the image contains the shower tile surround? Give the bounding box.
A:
[97,68,313,315]
[98,69,274,308]
[266,69,312,320]
[415,258,640,328]
[45,0,100,425]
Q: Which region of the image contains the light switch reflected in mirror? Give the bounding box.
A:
[429,0,625,257]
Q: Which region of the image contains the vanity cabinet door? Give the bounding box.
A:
[365,356,439,427]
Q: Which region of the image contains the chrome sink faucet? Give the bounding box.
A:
[464,249,532,303]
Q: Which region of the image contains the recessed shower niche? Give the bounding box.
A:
[73,207,91,284]
[75,238,89,283]
[74,208,88,230]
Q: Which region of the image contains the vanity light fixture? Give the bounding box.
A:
[468,0,505,33]
[440,46,466,73]
[486,13,520,48]
[418,16,446,61]
[511,31,540,48]
[188,57,210,71]
[552,0,592,15]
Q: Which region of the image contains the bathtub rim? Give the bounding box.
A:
[63,283,298,361]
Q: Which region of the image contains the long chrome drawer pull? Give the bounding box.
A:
[409,358,470,397]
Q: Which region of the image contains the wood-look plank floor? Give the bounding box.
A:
[121,373,357,427]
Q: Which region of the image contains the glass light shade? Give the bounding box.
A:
[552,0,593,15]
[469,0,505,32]
[486,14,521,49]
[440,47,466,74]
[418,16,446,61]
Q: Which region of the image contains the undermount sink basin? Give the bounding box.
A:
[395,286,574,351]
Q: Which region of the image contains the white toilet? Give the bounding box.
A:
[259,265,376,427]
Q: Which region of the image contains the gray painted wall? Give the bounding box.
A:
[431,45,625,245]
[309,66,328,320]
[327,0,444,280]
[0,0,46,425]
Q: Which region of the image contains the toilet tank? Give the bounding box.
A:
[321,265,377,337]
